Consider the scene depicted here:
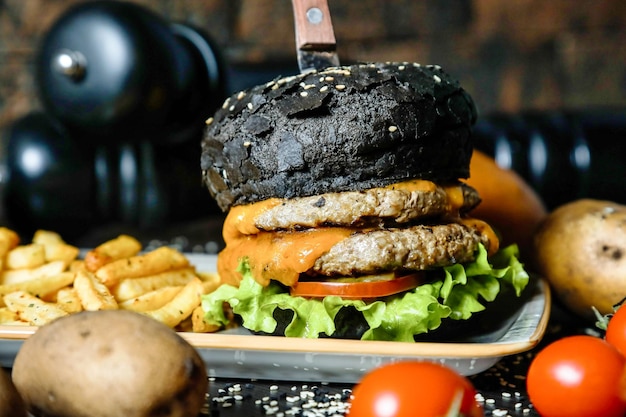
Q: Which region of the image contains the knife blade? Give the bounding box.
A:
[291,0,340,73]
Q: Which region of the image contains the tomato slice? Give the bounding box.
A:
[290,273,424,299]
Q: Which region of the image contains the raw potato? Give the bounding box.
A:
[12,310,208,417]
[533,199,626,319]
[0,368,27,417]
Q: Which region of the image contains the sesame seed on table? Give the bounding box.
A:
[200,353,542,417]
[195,304,588,417]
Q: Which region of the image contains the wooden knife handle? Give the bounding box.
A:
[292,0,336,50]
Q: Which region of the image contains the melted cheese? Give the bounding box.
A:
[218,227,351,287]
[384,179,438,192]
[218,179,499,287]
[443,183,466,212]
[226,179,454,238]
[459,217,500,256]
[223,198,283,240]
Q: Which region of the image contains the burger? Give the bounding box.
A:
[199,62,529,342]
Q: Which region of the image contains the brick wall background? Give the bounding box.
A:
[1,0,625,136]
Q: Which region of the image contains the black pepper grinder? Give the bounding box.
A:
[2,0,227,239]
[36,0,226,144]
[473,109,626,210]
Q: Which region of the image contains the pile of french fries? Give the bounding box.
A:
[0,227,221,332]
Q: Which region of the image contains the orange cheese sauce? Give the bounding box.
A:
[223,198,283,239]
[459,217,500,256]
[218,226,351,287]
[443,184,466,212]
[384,178,438,192]
[217,179,498,287]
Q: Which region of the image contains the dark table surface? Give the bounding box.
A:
[71,217,593,417]
[199,307,589,417]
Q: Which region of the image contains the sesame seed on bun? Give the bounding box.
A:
[201,62,477,211]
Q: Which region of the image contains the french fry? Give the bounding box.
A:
[0,272,75,307]
[32,230,80,266]
[43,244,79,267]
[110,268,197,302]
[0,260,66,285]
[0,227,224,332]
[176,316,194,332]
[53,287,84,314]
[191,305,221,333]
[68,259,86,272]
[74,270,118,311]
[198,271,221,294]
[31,230,64,245]
[119,286,183,312]
[84,234,142,272]
[142,278,203,328]
[0,228,19,263]
[0,306,20,324]
[4,290,68,325]
[5,244,46,270]
[95,246,190,286]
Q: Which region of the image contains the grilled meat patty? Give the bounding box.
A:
[311,222,492,277]
[254,182,481,231]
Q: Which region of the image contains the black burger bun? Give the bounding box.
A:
[201,62,477,211]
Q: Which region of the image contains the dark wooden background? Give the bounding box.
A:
[2,0,626,133]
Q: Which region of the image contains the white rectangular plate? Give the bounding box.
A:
[0,254,550,383]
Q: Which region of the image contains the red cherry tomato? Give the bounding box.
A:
[347,361,483,417]
[291,273,423,299]
[606,304,626,357]
[527,335,626,417]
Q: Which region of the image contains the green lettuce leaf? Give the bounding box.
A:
[201,244,530,342]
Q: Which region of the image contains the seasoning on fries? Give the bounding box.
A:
[118,286,183,312]
[84,234,141,272]
[95,246,190,286]
[142,278,204,328]
[5,244,46,270]
[0,260,66,285]
[4,290,69,326]
[111,268,198,302]
[74,270,119,311]
[52,287,83,314]
[0,272,75,306]
[0,228,222,332]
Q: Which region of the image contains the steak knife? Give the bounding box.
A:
[291,0,340,73]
